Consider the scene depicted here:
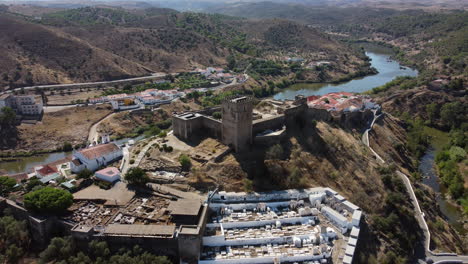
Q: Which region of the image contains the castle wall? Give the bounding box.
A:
[173,115,203,140]
[305,108,333,122]
[254,130,287,146]
[178,205,210,263]
[196,107,221,116]
[201,116,222,139]
[0,198,69,248]
[252,115,285,135]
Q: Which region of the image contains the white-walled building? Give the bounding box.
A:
[95,167,121,183]
[71,143,123,173]
[0,94,43,115]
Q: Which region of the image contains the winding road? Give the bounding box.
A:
[363,111,468,264]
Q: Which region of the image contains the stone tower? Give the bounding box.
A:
[221,96,253,152]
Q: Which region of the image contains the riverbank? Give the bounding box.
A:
[274,49,418,100]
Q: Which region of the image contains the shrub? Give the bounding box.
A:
[243,178,253,192]
[212,111,222,119]
[129,159,135,164]
[158,131,167,138]
[24,187,73,214]
[179,154,191,171]
[265,144,284,160]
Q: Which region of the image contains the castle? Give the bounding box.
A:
[173,96,254,152]
[173,93,381,152]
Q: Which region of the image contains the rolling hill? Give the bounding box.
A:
[0,6,367,89]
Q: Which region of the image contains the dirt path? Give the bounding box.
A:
[87,112,116,144]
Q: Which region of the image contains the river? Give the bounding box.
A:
[420,149,465,234]
[274,47,418,100]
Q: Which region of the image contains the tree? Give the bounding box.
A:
[125,168,149,185]
[0,176,16,195]
[227,54,236,70]
[40,236,75,263]
[179,154,191,171]
[425,103,438,125]
[440,102,466,129]
[77,168,93,179]
[62,142,73,151]
[25,177,43,192]
[24,187,73,214]
[0,107,16,127]
[0,214,30,263]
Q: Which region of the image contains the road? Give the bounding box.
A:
[363,111,468,264]
[87,112,117,145]
[1,73,167,94]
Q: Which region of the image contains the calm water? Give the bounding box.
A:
[0,152,71,174]
[420,149,465,234]
[274,50,418,100]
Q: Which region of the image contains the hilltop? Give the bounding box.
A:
[0,6,366,89]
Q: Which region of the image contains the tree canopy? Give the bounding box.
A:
[0,214,30,264]
[24,187,73,214]
[0,107,16,127]
[40,237,171,264]
[0,176,17,196]
[125,167,149,185]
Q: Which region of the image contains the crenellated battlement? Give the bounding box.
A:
[222,96,254,110]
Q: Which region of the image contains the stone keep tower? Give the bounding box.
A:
[221,96,253,152]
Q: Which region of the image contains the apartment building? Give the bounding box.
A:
[0,94,43,115]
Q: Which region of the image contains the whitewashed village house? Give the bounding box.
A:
[71,143,123,173]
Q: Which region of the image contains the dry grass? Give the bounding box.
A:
[45,88,104,104]
[13,105,112,151]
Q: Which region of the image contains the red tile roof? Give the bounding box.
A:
[37,165,58,177]
[78,143,120,160]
